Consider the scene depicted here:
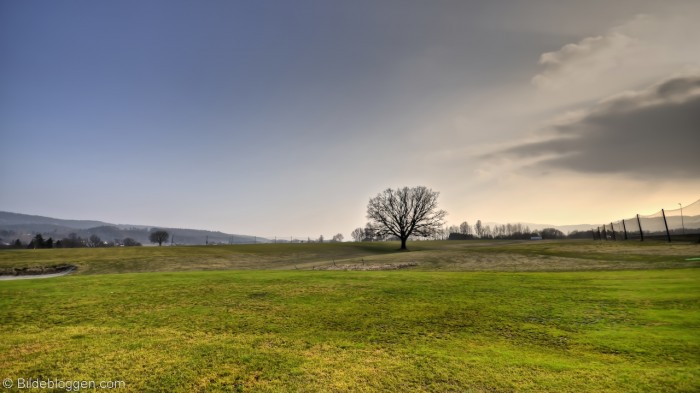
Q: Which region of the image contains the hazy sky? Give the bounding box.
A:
[2,0,699,239]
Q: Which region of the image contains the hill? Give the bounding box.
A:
[0,211,264,246]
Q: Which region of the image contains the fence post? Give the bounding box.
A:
[637,214,644,242]
[662,209,671,242]
[610,222,617,241]
[622,219,628,240]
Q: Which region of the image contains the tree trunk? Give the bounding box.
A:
[400,237,407,250]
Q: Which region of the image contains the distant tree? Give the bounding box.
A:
[475,220,483,238]
[45,237,54,249]
[541,228,565,239]
[88,234,103,248]
[499,224,507,237]
[351,227,364,242]
[13,239,23,249]
[431,226,447,240]
[448,225,460,235]
[122,237,141,247]
[459,221,470,235]
[366,186,446,250]
[30,234,45,249]
[332,233,344,242]
[60,233,84,248]
[364,223,377,242]
[318,235,324,243]
[149,230,169,246]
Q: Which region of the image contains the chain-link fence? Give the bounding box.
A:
[594,199,700,242]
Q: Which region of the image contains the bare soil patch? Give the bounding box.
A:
[314,262,418,271]
[0,264,76,280]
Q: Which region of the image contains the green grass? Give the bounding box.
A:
[0,242,407,275]
[1,268,699,392]
[1,240,699,274]
[1,240,699,391]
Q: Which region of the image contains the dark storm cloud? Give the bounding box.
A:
[499,74,700,178]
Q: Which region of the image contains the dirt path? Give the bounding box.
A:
[0,266,76,281]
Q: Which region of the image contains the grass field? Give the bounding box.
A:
[1,241,699,392]
[1,240,699,274]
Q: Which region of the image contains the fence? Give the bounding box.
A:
[594,199,700,242]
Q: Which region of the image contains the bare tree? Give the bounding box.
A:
[351,227,364,242]
[364,223,378,241]
[88,234,103,247]
[483,225,492,239]
[459,221,470,235]
[123,237,141,247]
[149,230,169,246]
[332,233,344,242]
[366,186,446,250]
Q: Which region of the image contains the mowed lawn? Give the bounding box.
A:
[1,268,699,392]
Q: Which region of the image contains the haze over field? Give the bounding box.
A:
[2,1,699,238]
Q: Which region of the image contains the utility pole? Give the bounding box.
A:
[679,203,685,235]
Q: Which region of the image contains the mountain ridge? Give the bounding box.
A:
[0,211,266,245]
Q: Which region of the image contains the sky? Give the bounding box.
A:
[1,0,699,239]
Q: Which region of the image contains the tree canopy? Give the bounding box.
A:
[149,230,169,246]
[366,186,446,250]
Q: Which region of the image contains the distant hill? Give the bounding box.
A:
[0,211,266,246]
[0,211,110,229]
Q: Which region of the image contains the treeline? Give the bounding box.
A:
[1,233,142,249]
[350,223,398,242]
[350,220,593,242]
[445,220,593,240]
[445,221,552,240]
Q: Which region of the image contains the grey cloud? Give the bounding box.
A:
[656,76,700,98]
[531,32,634,90]
[501,74,700,178]
[538,33,625,69]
